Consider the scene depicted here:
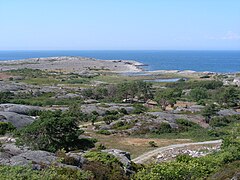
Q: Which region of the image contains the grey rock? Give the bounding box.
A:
[102,149,131,167]
[55,93,81,99]
[10,151,57,166]
[218,109,240,116]
[0,82,26,92]
[0,111,35,128]
[81,103,134,115]
[0,143,84,169]
[102,149,134,175]
[0,103,41,115]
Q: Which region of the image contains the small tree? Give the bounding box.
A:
[201,104,218,123]
[16,110,85,152]
[189,87,208,101]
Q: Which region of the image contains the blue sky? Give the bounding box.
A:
[0,0,239,50]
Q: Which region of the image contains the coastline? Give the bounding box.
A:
[0,56,239,75]
[0,56,144,73]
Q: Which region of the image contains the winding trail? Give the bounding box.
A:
[132,140,222,164]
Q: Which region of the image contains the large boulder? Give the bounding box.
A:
[0,143,57,167]
[0,111,35,128]
[0,143,85,170]
[0,103,41,115]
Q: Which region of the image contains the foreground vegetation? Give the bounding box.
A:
[0,68,240,179]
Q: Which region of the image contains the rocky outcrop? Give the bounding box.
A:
[81,103,134,115]
[102,149,134,174]
[0,104,41,115]
[218,109,240,116]
[0,111,35,128]
[0,143,85,170]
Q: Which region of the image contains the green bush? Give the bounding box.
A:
[133,104,147,114]
[0,165,93,180]
[96,130,111,135]
[103,115,119,125]
[0,122,16,135]
[15,110,89,152]
[189,87,208,101]
[83,151,128,179]
[0,91,14,103]
[155,122,172,134]
[134,123,240,180]
[149,141,158,147]
[119,108,128,115]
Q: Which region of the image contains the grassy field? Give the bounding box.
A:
[85,129,192,158]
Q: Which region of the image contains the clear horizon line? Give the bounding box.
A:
[0,49,240,51]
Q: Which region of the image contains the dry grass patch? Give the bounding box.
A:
[87,132,192,158]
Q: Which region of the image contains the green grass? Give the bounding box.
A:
[21,77,60,85]
[10,92,83,106]
[135,128,217,142]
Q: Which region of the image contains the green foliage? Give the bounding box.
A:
[134,122,240,180]
[84,151,121,165]
[155,122,172,134]
[112,120,135,130]
[209,115,240,127]
[167,80,223,90]
[96,130,111,135]
[0,91,14,103]
[83,80,153,102]
[189,87,208,101]
[201,103,218,122]
[83,151,128,180]
[66,78,89,84]
[154,88,181,110]
[149,141,158,147]
[0,165,93,180]
[8,68,46,78]
[0,122,16,135]
[103,115,119,124]
[56,149,79,166]
[209,160,240,180]
[117,81,153,102]
[175,119,200,131]
[119,108,128,115]
[15,110,87,152]
[133,104,147,114]
[10,92,83,106]
[96,143,106,150]
[217,86,240,107]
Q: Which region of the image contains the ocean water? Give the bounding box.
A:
[0,50,239,73]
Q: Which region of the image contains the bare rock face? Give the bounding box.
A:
[0,111,35,129]
[218,109,240,116]
[0,143,86,170]
[0,104,41,115]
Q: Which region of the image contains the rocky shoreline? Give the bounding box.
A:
[0,56,144,73]
[1,56,239,76]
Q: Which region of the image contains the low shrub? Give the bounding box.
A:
[0,122,16,135]
[96,130,111,135]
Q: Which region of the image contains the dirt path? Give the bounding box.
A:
[132,140,222,164]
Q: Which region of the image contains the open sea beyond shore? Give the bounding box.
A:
[0,50,240,73]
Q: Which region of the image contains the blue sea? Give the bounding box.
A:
[0,50,240,73]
